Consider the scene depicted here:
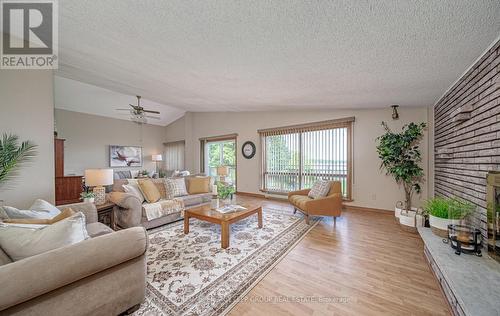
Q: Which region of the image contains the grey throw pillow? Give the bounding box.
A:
[165,178,188,197]
[0,212,90,261]
[308,180,331,199]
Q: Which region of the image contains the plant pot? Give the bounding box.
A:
[83,197,95,203]
[429,215,461,238]
[395,206,418,221]
[399,210,418,233]
[395,207,402,219]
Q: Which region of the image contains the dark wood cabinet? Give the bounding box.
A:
[54,138,65,177]
[54,138,83,205]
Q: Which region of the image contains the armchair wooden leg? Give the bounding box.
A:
[333,216,337,226]
[293,207,297,214]
[305,214,310,225]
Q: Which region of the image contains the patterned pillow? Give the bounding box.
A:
[151,178,168,199]
[308,180,331,199]
[165,178,188,197]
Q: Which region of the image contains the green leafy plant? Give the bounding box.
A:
[423,197,449,218]
[0,133,37,188]
[80,192,95,199]
[448,198,475,219]
[376,122,426,211]
[423,196,475,219]
[217,182,235,200]
[158,168,166,178]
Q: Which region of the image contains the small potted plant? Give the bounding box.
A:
[80,192,96,203]
[217,182,235,203]
[423,197,474,237]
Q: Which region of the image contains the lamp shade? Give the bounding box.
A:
[217,166,229,176]
[85,169,114,187]
[152,154,163,162]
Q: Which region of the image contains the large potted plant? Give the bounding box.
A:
[0,133,37,190]
[376,122,426,230]
[423,197,474,237]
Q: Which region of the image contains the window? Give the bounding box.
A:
[164,141,185,172]
[200,134,237,185]
[259,118,353,199]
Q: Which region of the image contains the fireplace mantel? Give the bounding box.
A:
[418,227,500,316]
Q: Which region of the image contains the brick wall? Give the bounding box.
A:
[434,39,500,241]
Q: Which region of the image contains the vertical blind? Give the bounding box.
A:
[164,141,185,171]
[259,117,353,199]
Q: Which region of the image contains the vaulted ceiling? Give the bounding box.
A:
[56,0,500,118]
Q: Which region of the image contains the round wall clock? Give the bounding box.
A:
[242,141,256,159]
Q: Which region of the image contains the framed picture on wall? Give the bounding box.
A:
[109,145,143,167]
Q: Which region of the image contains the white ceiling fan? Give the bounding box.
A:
[116,95,160,124]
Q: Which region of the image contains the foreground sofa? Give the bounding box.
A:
[0,202,148,316]
[109,177,212,229]
[288,181,343,224]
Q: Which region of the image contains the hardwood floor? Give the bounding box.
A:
[229,196,450,316]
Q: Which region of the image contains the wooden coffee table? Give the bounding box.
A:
[184,203,263,249]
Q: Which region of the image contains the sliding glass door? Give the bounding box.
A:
[204,139,236,184]
[260,120,352,199]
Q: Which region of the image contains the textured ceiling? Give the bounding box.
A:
[54,76,185,126]
[57,0,500,114]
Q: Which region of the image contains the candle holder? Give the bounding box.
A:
[445,224,482,256]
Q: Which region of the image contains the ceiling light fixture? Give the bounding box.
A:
[391,105,399,120]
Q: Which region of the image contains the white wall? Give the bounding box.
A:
[0,70,55,208]
[165,116,186,142]
[166,107,431,210]
[55,109,166,175]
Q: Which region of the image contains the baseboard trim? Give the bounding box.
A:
[343,205,392,213]
[235,191,265,198]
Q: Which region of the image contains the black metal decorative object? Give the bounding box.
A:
[445,224,482,256]
[241,141,256,159]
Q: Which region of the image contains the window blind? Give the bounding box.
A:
[259,117,353,199]
[164,141,185,172]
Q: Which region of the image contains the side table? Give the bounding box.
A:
[96,201,116,230]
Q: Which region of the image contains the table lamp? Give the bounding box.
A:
[217,166,229,183]
[152,154,163,175]
[85,169,113,205]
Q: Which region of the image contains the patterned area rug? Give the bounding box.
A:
[134,207,319,316]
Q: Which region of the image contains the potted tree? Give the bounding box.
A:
[376,122,426,231]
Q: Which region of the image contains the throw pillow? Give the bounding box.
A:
[137,179,161,203]
[187,177,211,194]
[0,207,8,220]
[151,178,168,199]
[165,178,188,197]
[3,208,75,225]
[308,180,331,199]
[2,199,61,220]
[30,199,61,217]
[0,212,90,261]
[123,184,145,202]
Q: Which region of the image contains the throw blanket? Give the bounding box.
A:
[142,199,184,221]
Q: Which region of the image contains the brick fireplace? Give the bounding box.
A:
[434,39,500,246]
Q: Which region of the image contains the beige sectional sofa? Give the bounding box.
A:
[109,177,213,229]
[0,202,147,316]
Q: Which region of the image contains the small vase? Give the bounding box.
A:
[83,197,95,203]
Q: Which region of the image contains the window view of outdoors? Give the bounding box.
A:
[205,140,236,184]
[264,128,348,197]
